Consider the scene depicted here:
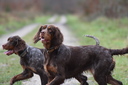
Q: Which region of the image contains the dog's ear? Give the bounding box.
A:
[33,26,43,43]
[52,26,63,46]
[13,37,26,53]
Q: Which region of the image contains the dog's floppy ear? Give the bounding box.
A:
[52,26,63,46]
[33,26,43,43]
[13,36,26,53]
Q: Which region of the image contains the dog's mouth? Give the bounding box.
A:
[4,50,14,55]
[40,37,50,43]
[40,36,45,41]
[2,46,14,55]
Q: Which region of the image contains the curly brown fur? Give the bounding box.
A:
[34,25,128,85]
[2,36,47,85]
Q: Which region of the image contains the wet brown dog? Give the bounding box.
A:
[34,25,128,85]
[2,35,47,85]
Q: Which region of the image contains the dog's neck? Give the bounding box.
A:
[17,45,28,58]
[43,43,51,50]
[43,43,60,53]
[47,45,60,53]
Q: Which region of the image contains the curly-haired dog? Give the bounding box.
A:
[34,25,128,85]
[2,35,48,85]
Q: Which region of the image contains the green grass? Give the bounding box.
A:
[67,15,128,48]
[34,15,51,24]
[0,15,49,85]
[0,54,22,85]
[67,15,128,84]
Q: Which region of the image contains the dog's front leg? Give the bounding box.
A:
[46,75,65,85]
[39,71,48,85]
[10,69,33,85]
[47,65,65,85]
[75,74,88,85]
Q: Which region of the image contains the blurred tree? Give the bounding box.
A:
[42,0,79,14]
[81,0,128,18]
[0,0,43,12]
[0,0,128,18]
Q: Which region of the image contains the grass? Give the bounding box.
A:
[67,15,128,48]
[0,15,50,85]
[67,15,128,85]
[34,15,51,24]
[0,54,22,85]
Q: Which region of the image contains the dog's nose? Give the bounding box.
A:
[2,44,5,48]
[2,44,4,47]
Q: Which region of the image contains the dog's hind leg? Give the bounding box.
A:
[75,74,88,85]
[107,75,123,85]
[93,73,107,85]
[93,60,109,85]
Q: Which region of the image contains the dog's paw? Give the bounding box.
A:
[10,78,15,85]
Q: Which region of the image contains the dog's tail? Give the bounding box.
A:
[109,47,128,55]
[85,35,100,46]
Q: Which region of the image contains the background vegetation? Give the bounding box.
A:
[1,0,128,18]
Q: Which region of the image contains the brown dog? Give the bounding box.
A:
[2,35,47,85]
[34,25,128,85]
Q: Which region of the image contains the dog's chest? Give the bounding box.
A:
[44,59,57,76]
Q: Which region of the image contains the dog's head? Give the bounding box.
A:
[33,25,63,49]
[2,36,26,55]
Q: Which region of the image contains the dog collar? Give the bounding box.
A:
[19,46,29,57]
[47,46,59,53]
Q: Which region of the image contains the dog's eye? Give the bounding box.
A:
[9,41,15,46]
[7,38,11,41]
[48,29,52,33]
[10,39,18,45]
